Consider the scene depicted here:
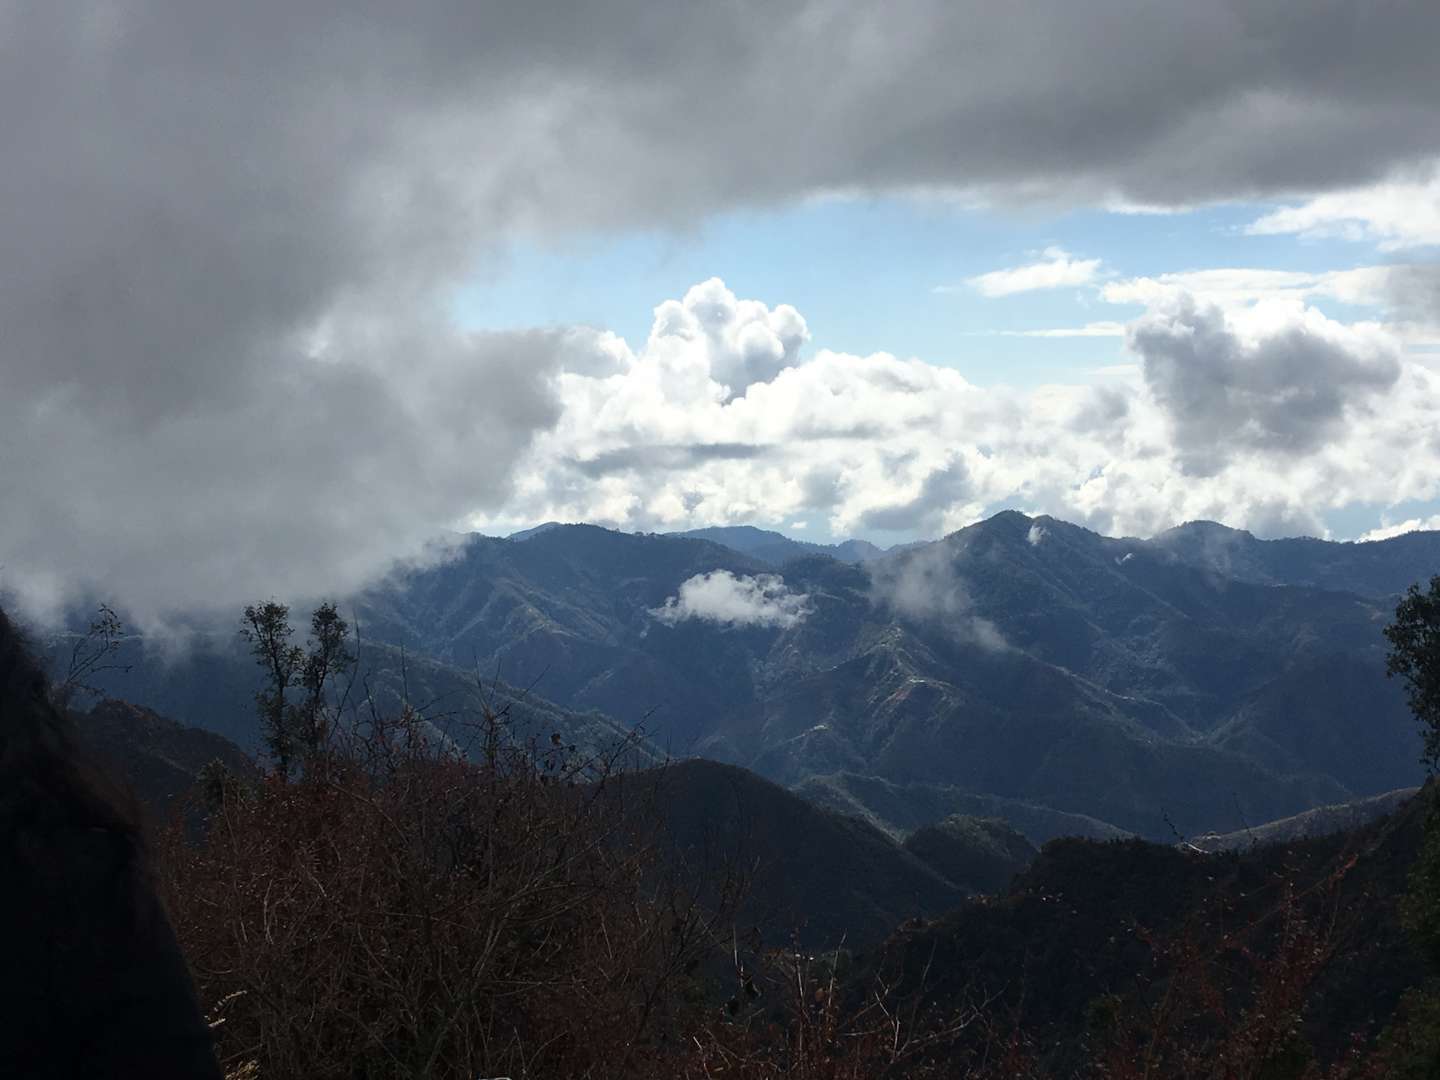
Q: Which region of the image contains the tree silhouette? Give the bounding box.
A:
[240,600,353,779]
[1385,576,1440,771]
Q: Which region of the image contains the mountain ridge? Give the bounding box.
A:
[48,511,1438,844]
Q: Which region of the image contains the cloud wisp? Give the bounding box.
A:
[998,322,1127,339]
[961,248,1102,297]
[867,543,1007,651]
[651,571,811,630]
[1246,168,1440,250]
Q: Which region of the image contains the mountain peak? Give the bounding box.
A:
[507,521,567,541]
[1164,520,1254,541]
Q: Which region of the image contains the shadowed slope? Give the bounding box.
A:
[0,607,220,1079]
[620,758,966,948]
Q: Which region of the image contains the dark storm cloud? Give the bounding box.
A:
[1130,299,1401,477]
[3,1,1438,617]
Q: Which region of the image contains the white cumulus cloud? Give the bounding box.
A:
[651,571,810,629]
[477,277,1440,548]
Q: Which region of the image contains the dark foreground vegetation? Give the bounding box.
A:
[158,736,1440,1079]
[14,574,1440,1077]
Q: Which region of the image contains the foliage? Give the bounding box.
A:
[140,586,1440,1078]
[1086,872,1344,1079]
[1384,582,1440,1078]
[239,600,354,779]
[1386,576,1440,772]
[160,699,734,1078]
[1403,789,1440,969]
[157,601,1032,1079]
[903,814,1036,893]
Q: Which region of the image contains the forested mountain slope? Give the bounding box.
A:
[344,514,1429,838]
[48,513,1433,841]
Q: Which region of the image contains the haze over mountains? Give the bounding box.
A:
[64,511,1438,845]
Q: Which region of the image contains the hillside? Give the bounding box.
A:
[902,814,1037,894]
[52,512,1437,843]
[71,699,257,816]
[794,771,1132,844]
[618,759,968,947]
[60,674,969,947]
[669,525,887,567]
[1191,785,1420,852]
[1149,520,1440,598]
[347,514,1427,838]
[867,786,1430,1074]
[49,633,659,769]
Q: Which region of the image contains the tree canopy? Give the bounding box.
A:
[1385,576,1440,771]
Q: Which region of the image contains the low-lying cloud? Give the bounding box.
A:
[651,571,811,629]
[867,544,1007,651]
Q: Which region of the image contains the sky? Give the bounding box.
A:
[2,1,1439,623]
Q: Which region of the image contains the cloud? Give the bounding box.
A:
[644,278,810,401]
[480,278,1440,547]
[3,311,564,623]
[1246,169,1440,250]
[1356,515,1440,543]
[867,543,1007,650]
[857,454,976,534]
[1026,524,1048,546]
[997,322,1126,338]
[0,6,607,622]
[1130,297,1401,476]
[963,248,1102,297]
[1101,267,1399,311]
[567,442,772,479]
[1101,265,1440,351]
[6,4,1440,620]
[650,571,810,629]
[1386,265,1440,311]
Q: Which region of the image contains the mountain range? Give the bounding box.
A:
[343,512,1435,838]
[510,521,897,566]
[55,512,1440,843]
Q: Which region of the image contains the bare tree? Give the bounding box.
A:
[52,602,131,708]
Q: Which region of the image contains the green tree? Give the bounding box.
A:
[240,600,353,780]
[1383,577,1440,1074]
[295,602,354,758]
[240,601,304,779]
[1387,575,1440,772]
